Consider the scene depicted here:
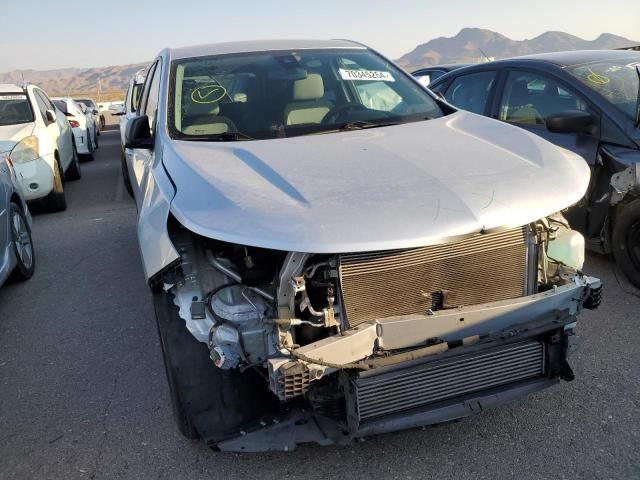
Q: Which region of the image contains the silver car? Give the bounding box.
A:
[0,154,34,288]
[124,39,602,451]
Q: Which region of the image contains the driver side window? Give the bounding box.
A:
[499,71,591,129]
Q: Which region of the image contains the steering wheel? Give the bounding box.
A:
[322,103,370,124]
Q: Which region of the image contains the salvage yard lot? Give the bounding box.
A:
[0,128,639,480]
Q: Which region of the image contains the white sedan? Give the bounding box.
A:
[52,98,97,160]
[0,84,81,211]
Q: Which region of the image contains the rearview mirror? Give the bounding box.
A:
[125,116,154,149]
[45,110,56,123]
[546,110,595,135]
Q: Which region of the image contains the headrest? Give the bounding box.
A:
[293,73,324,101]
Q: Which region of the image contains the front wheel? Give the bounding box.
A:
[43,158,67,212]
[612,198,640,289]
[121,151,134,198]
[83,132,95,162]
[65,139,82,181]
[8,203,35,281]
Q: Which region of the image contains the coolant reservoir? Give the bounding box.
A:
[547,229,585,271]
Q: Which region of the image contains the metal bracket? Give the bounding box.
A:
[610,165,639,205]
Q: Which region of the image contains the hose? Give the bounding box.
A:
[205,250,274,301]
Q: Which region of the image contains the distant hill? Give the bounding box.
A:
[396,28,639,71]
[1,29,638,97]
[0,62,147,100]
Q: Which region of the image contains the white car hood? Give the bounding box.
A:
[163,111,590,253]
[0,122,34,153]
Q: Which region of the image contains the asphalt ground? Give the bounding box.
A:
[0,124,639,480]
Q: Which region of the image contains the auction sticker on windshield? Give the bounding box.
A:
[0,95,27,100]
[339,69,395,82]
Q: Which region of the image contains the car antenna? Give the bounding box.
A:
[478,48,491,62]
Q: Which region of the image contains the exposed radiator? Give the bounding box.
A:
[348,340,545,425]
[339,226,532,328]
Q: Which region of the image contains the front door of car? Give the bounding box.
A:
[130,59,161,210]
[33,89,72,170]
[494,69,600,233]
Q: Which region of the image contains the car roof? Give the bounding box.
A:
[413,63,473,72]
[496,49,640,67]
[170,39,366,60]
[0,84,26,93]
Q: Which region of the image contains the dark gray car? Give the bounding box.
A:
[430,50,640,288]
[0,155,35,288]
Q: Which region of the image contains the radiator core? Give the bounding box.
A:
[339,227,531,328]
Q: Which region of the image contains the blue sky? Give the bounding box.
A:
[1,0,638,71]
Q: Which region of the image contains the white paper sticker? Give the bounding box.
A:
[0,94,27,101]
[339,69,395,82]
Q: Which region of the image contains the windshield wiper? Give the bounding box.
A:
[188,131,254,142]
[336,120,400,131]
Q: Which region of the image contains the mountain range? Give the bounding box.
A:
[396,28,639,70]
[1,28,638,98]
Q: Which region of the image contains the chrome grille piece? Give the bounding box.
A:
[351,340,545,424]
[339,227,530,328]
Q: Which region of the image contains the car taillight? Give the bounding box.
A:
[69,120,80,128]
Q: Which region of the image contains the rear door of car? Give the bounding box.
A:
[434,69,499,116]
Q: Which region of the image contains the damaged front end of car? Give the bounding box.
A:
[152,212,601,452]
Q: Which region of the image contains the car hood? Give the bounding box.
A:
[0,122,35,154]
[163,111,590,253]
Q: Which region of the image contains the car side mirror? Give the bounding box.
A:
[92,109,99,115]
[546,110,595,135]
[125,116,154,149]
[45,109,56,123]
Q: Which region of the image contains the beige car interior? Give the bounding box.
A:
[502,79,544,125]
[283,73,334,126]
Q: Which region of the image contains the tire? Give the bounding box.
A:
[94,127,99,149]
[154,293,201,439]
[8,203,35,281]
[43,158,67,212]
[65,139,82,181]
[612,197,640,289]
[152,292,276,443]
[99,115,105,131]
[121,150,134,198]
[83,132,95,162]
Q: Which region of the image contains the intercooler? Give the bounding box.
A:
[338,226,533,328]
[346,340,545,427]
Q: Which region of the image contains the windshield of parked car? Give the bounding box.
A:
[75,99,96,109]
[169,49,443,141]
[0,93,34,126]
[568,58,640,120]
[52,100,69,114]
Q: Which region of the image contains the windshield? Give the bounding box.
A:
[75,99,96,109]
[568,58,640,120]
[0,93,34,126]
[52,100,68,114]
[169,49,443,141]
[131,83,143,111]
